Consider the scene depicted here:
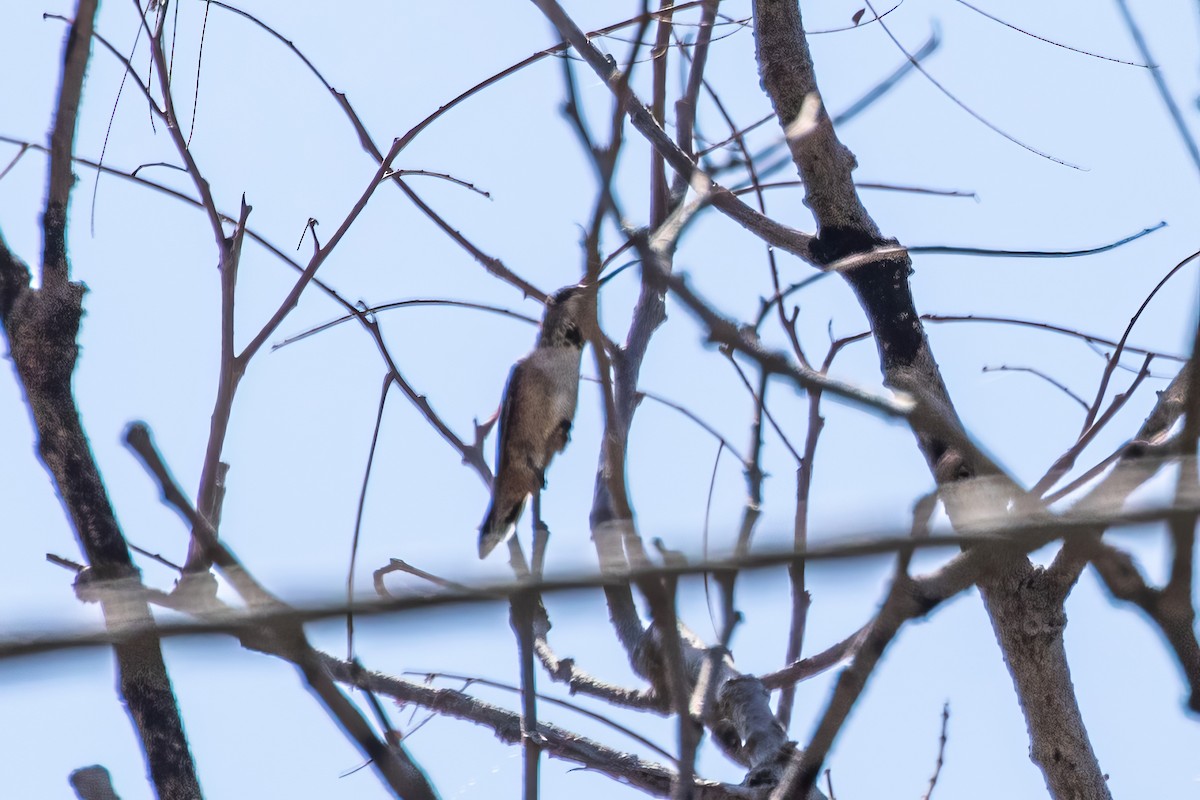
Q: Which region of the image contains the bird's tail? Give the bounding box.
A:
[478,496,527,559]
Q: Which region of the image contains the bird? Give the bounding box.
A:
[478,284,592,559]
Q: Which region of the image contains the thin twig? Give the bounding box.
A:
[982,365,1089,411]
[953,0,1149,66]
[911,221,1164,258]
[920,702,950,800]
[776,342,832,727]
[860,0,1081,168]
[124,423,438,799]
[407,670,673,760]
[1033,354,1154,497]
[924,313,1183,362]
[347,375,394,660]
[1078,248,1200,436]
[1112,0,1200,175]
[532,0,818,263]
[274,299,538,351]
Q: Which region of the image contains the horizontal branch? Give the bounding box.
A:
[324,656,755,799]
[9,491,1200,663]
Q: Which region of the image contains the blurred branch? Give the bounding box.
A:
[1087,541,1200,712]
[1113,0,1200,175]
[8,496,1200,662]
[68,766,120,800]
[836,23,941,125]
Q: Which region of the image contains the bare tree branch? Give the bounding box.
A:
[0,4,202,796]
[750,2,1111,796]
[124,423,439,800]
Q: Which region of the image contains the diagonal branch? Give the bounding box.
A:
[750,2,1111,798]
[0,4,203,796]
[125,423,439,800]
[531,0,817,263]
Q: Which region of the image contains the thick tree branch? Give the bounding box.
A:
[751,2,1110,798]
[0,4,203,797]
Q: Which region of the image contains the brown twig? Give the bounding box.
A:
[1032,353,1154,496]
[1078,248,1200,437]
[532,0,818,264]
[42,2,95,291]
[408,670,672,760]
[374,559,473,596]
[774,564,919,796]
[329,656,756,800]
[982,365,1089,411]
[775,341,833,727]
[761,624,870,691]
[920,703,950,800]
[274,298,539,351]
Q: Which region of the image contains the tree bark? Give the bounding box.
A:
[0,2,203,796]
[752,2,1111,797]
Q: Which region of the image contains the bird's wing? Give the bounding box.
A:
[494,360,524,476]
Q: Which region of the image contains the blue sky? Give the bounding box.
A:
[0,1,1198,797]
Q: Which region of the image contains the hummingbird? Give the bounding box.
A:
[478,283,593,559]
